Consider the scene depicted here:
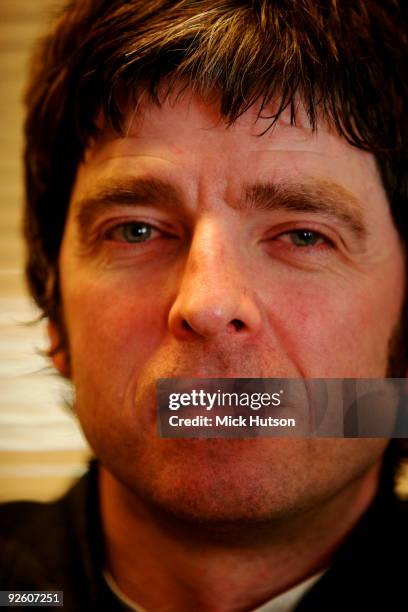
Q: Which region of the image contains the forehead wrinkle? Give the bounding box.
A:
[241,178,367,238]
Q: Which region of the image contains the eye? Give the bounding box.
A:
[278,229,329,248]
[108,222,157,243]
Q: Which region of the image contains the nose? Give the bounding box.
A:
[168,220,262,340]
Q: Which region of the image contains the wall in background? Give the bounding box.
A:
[0,0,90,503]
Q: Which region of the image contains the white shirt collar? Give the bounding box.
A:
[103,567,326,612]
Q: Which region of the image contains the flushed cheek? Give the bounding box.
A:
[265,279,401,377]
[62,275,169,399]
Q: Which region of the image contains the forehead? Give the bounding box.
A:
[85,91,377,175]
[77,91,386,219]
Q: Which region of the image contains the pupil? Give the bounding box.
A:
[124,223,151,242]
[293,230,317,246]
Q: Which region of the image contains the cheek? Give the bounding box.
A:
[62,274,169,391]
[265,271,403,377]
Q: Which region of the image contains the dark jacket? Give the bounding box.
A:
[1,457,407,611]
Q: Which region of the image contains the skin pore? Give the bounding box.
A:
[51,92,406,611]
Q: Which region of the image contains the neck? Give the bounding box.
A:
[99,460,382,612]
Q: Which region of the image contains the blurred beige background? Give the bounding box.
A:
[0,1,406,504]
[0,0,90,503]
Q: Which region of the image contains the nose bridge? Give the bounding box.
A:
[184,217,237,297]
[168,217,261,339]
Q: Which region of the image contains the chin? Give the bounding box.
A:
[107,436,314,525]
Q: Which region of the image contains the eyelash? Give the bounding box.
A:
[103,220,171,245]
[105,221,160,243]
[274,229,334,250]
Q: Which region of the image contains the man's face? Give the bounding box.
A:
[54,93,405,522]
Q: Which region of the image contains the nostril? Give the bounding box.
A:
[182,319,193,331]
[181,317,244,334]
[230,319,244,331]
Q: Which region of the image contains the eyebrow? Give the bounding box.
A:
[74,175,367,240]
[75,176,183,236]
[243,179,367,239]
